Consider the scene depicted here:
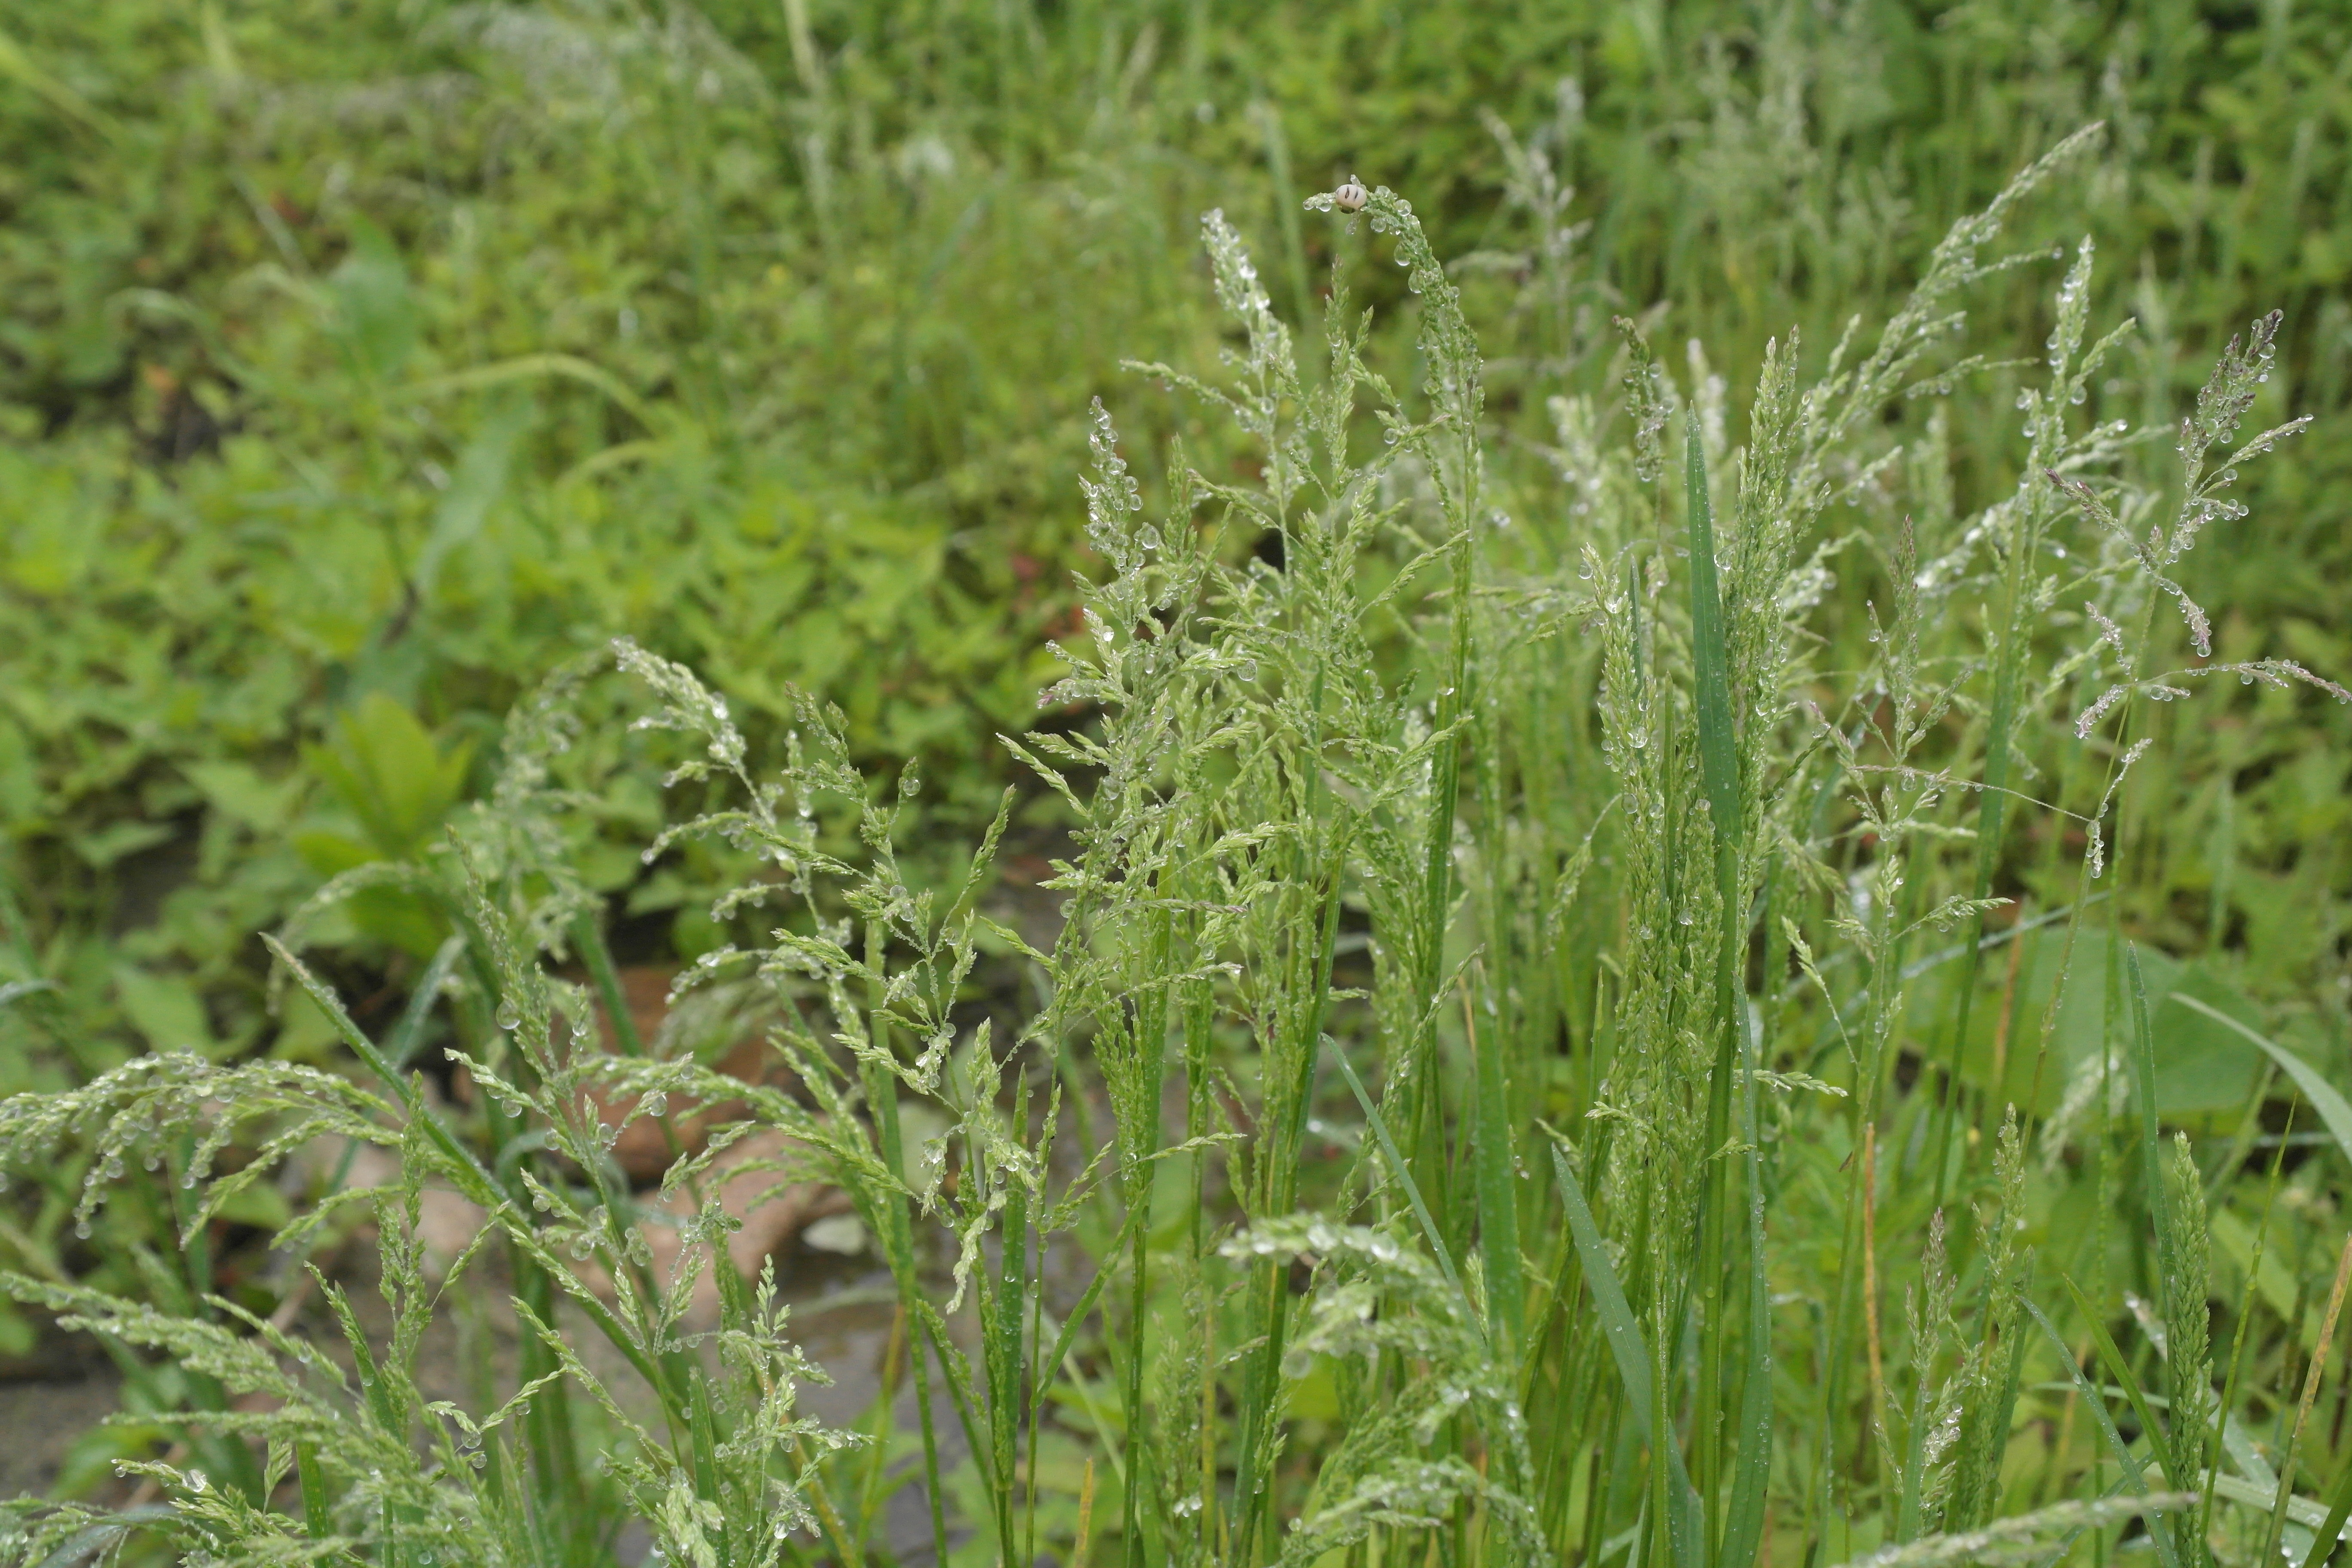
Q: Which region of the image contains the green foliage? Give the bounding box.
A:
[8,126,2352,1566]
[5,0,2352,1097]
[4,4,2352,1567]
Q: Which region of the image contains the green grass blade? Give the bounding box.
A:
[571,914,645,1059]
[2299,1451,2352,1568]
[386,934,467,1071]
[0,977,56,1011]
[1406,523,1475,1203]
[2168,992,2352,1175]
[1329,1036,1467,1310]
[1039,1204,1145,1403]
[295,1439,332,1540]
[1719,1062,1775,1568]
[24,1508,179,1568]
[0,26,119,144]
[1686,408,1750,1557]
[1469,986,1525,1355]
[2024,1296,2184,1568]
[1553,1143,1703,1568]
[1551,1143,1649,1438]
[991,1091,1034,1568]
[2060,1274,2189,1493]
[2126,945,2179,1313]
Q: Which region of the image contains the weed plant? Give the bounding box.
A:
[7,123,2352,1568]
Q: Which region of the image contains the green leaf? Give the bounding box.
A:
[2170,991,2352,1176]
[70,819,175,870]
[305,692,474,862]
[412,395,532,596]
[330,214,418,382]
[184,759,303,835]
[113,965,216,1055]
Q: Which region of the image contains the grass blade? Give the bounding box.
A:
[1329,1036,1467,1310]
[2263,1235,2352,1568]
[1553,1142,1703,1568]
[1466,975,1525,1354]
[2060,1274,2187,1492]
[1686,408,1753,1559]
[386,933,468,1071]
[2295,1452,2352,1568]
[2023,1296,2185,1568]
[2168,992,2352,1175]
[1719,1053,1775,1568]
[2126,946,2178,1317]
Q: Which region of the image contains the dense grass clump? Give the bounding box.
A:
[6,114,2352,1568]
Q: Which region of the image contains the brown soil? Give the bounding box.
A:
[0,1361,122,1498]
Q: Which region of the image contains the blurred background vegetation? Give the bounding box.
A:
[0,0,2348,1352]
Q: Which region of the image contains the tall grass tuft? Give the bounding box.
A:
[6,125,2352,1568]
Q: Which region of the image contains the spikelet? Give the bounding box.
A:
[2162,1131,2217,1494]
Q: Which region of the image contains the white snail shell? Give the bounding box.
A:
[1331,178,1368,213]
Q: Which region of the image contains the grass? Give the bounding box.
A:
[3,0,2352,1104]
[6,129,2352,1567]
[2,4,2352,1567]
